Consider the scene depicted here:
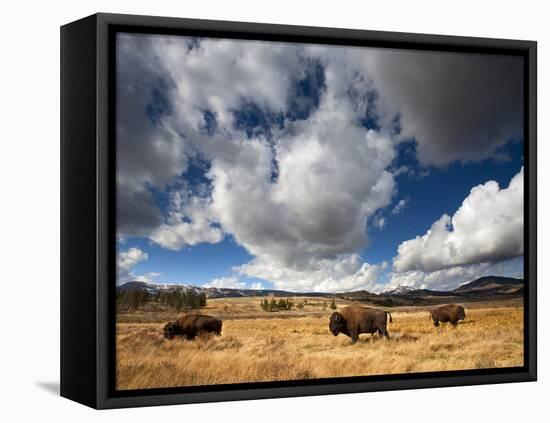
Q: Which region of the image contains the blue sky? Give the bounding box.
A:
[116,34,524,292]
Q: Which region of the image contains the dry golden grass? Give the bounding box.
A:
[116,300,524,390]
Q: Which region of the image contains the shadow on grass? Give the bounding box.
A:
[353,333,419,344]
[433,320,477,329]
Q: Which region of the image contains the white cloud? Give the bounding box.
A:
[250,282,264,290]
[391,198,409,215]
[115,34,307,241]
[130,272,163,284]
[205,73,396,275]
[373,216,386,229]
[392,165,411,177]
[393,168,524,273]
[117,247,159,285]
[204,276,246,290]
[117,247,148,274]
[237,254,383,293]
[204,277,266,291]
[149,188,223,250]
[387,256,523,291]
[161,37,302,125]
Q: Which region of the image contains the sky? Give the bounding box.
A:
[116,33,525,293]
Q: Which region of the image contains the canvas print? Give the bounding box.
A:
[115,33,525,391]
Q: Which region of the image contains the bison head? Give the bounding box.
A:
[163,322,176,340]
[329,312,346,336]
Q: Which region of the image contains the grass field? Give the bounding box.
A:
[115,297,524,390]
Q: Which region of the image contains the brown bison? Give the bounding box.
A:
[329,305,392,343]
[163,314,222,340]
[430,304,466,327]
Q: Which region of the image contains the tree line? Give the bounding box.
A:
[116,289,207,313]
[259,297,337,312]
[260,297,294,312]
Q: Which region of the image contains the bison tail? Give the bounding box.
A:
[386,311,392,323]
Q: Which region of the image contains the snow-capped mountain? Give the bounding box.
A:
[381,284,417,296]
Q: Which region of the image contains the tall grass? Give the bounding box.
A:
[116,305,523,390]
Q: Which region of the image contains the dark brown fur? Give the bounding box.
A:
[329,305,392,343]
[430,304,466,327]
[163,314,222,340]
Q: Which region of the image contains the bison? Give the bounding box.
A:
[163,314,222,340]
[329,305,392,343]
[430,304,465,327]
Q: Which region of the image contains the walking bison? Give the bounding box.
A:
[163,314,222,340]
[430,304,466,327]
[329,305,392,343]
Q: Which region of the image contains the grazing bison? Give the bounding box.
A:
[329,305,392,343]
[163,314,222,340]
[430,304,466,327]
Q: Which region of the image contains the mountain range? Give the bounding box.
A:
[117,280,328,299]
[117,276,523,305]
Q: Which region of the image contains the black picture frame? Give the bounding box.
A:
[61,12,537,409]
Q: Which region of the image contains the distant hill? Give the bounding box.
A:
[453,276,523,296]
[368,276,524,306]
[117,275,524,306]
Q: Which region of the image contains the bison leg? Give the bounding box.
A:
[383,329,390,339]
[450,319,458,327]
[433,319,440,327]
[349,330,359,344]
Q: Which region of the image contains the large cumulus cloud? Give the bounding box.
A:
[393,167,524,273]
[208,125,395,271]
